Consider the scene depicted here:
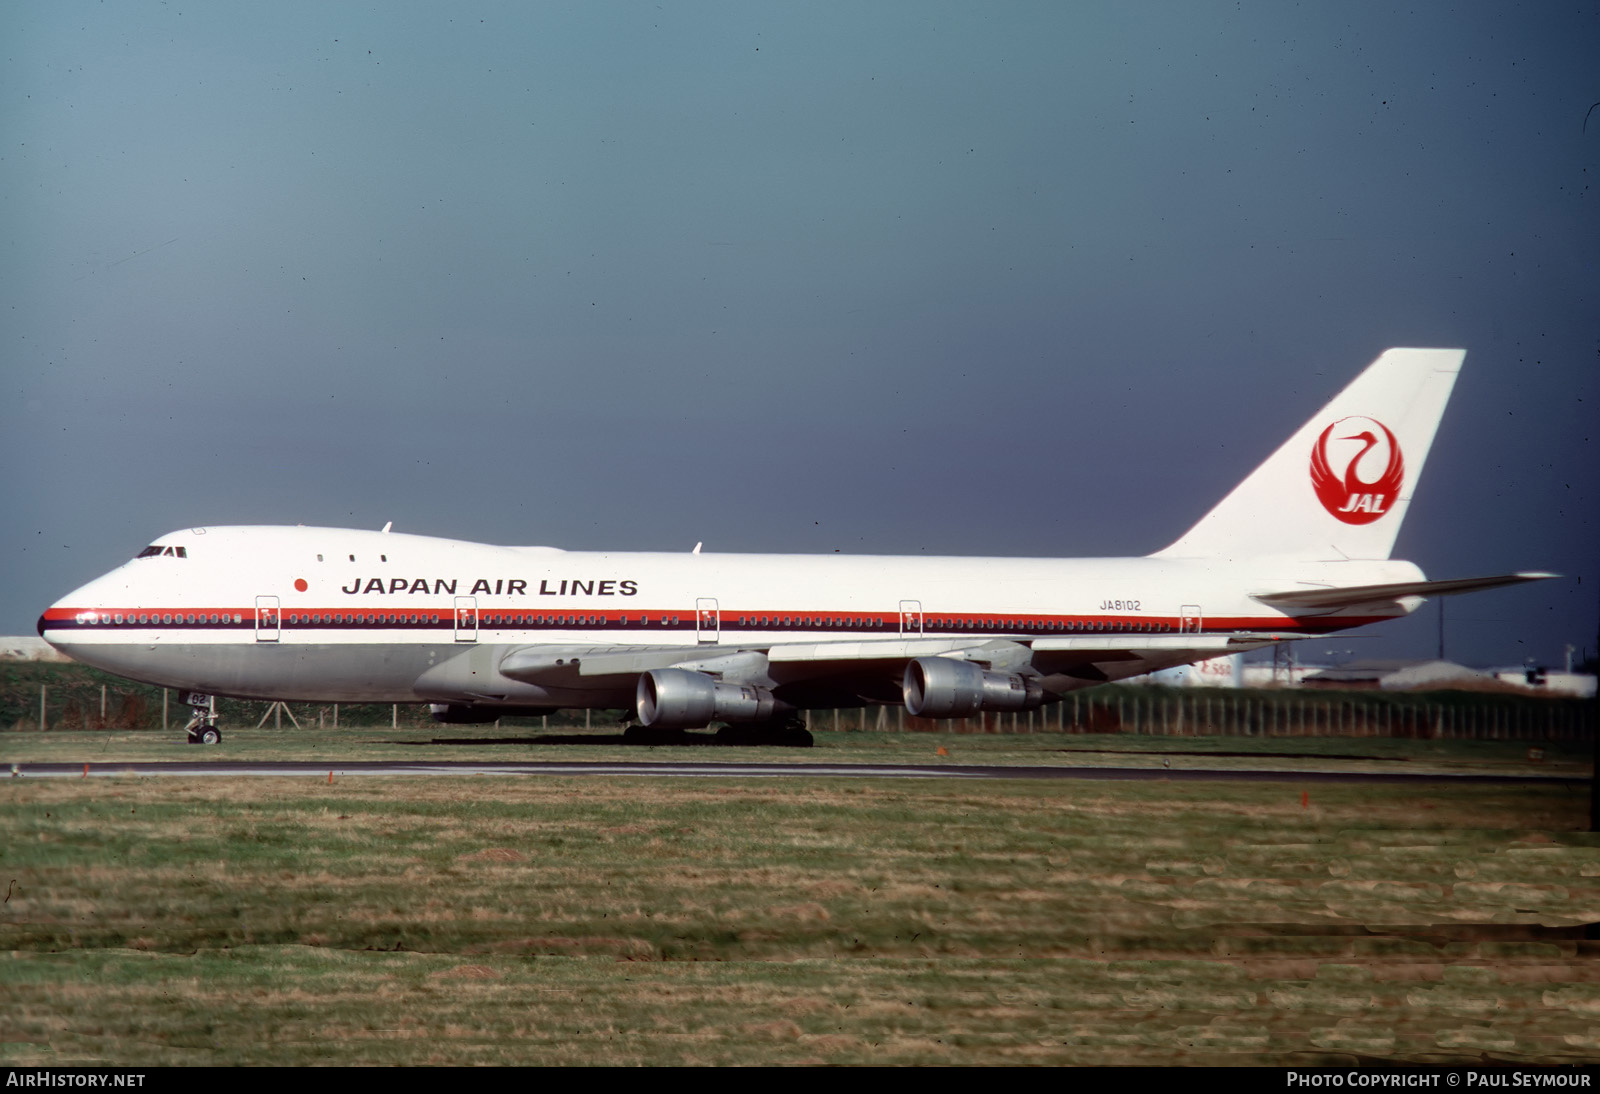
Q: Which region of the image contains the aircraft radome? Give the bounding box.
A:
[39,348,1554,746]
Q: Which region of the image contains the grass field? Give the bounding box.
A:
[3,735,1597,1066]
[1,722,1590,779]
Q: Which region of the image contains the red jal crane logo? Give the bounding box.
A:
[1310,416,1405,524]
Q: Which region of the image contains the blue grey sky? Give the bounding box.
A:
[5,2,1596,669]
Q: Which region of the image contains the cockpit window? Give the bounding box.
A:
[136,545,187,559]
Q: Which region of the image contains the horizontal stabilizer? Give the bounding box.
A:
[1253,572,1558,614]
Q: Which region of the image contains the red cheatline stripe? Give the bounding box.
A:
[40,605,1388,635]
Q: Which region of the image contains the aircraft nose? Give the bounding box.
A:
[38,591,80,651]
[37,568,173,681]
[37,575,113,655]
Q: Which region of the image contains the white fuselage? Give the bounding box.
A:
[40,525,1422,706]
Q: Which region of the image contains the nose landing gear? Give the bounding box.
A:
[180,692,221,745]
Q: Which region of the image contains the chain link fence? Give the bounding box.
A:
[5,662,1592,741]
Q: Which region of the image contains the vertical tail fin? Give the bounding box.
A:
[1152,348,1464,561]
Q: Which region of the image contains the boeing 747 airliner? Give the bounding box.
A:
[39,348,1552,744]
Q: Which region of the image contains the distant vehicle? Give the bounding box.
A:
[39,348,1552,745]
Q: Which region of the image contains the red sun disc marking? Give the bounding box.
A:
[294,578,308,592]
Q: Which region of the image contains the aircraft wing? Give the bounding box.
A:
[1024,632,1297,682]
[496,632,1299,695]
[1252,572,1557,615]
[768,633,1298,688]
[499,638,1030,687]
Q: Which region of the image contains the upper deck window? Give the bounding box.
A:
[135,545,187,559]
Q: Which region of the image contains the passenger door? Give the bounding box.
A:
[255,596,280,643]
[696,598,719,644]
[454,596,478,643]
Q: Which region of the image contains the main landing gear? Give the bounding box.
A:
[715,719,814,748]
[180,692,222,745]
[621,718,814,748]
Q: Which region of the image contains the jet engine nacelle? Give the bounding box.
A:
[636,668,787,729]
[902,657,1045,718]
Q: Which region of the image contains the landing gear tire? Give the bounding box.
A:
[181,692,219,745]
[623,724,690,745]
[716,722,814,748]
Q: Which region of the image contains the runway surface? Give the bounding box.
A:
[7,759,1588,786]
